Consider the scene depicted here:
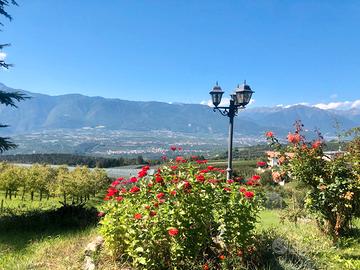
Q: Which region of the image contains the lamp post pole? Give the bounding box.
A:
[209,81,254,180]
[226,99,235,180]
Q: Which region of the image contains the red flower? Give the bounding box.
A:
[265,131,274,138]
[170,165,178,171]
[170,190,177,196]
[203,263,210,270]
[239,187,247,193]
[287,132,301,144]
[103,196,110,201]
[129,177,138,183]
[129,186,140,193]
[223,187,231,192]
[196,174,205,182]
[252,175,261,181]
[191,155,198,160]
[176,156,186,163]
[138,170,147,178]
[116,196,123,202]
[161,155,167,161]
[227,179,234,184]
[155,174,163,183]
[120,188,127,193]
[142,165,150,171]
[168,227,179,236]
[170,146,177,151]
[111,180,120,187]
[97,211,105,217]
[207,165,214,170]
[219,255,225,260]
[312,140,322,149]
[244,191,254,198]
[134,213,142,220]
[178,147,183,151]
[106,187,118,197]
[257,161,267,167]
[196,159,208,164]
[149,210,157,217]
[145,205,151,209]
[156,192,165,199]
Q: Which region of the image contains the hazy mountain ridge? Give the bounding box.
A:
[1,82,359,137]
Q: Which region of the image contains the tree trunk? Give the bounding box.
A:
[31,191,34,201]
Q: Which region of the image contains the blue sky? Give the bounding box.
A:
[1,0,360,109]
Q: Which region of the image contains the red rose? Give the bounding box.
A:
[312,140,322,149]
[168,227,179,236]
[134,213,142,220]
[265,131,274,137]
[287,132,301,144]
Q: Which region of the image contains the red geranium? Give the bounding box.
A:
[134,213,142,220]
[256,161,267,167]
[244,191,254,198]
[129,186,140,193]
[252,175,261,181]
[196,174,205,182]
[156,192,165,199]
[168,227,179,236]
[116,196,123,202]
[170,165,178,171]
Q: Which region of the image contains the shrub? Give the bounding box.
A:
[100,159,262,269]
[267,122,360,238]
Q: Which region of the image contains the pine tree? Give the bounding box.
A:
[1,0,29,152]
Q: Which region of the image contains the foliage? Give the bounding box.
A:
[267,122,360,238]
[0,153,156,168]
[100,159,263,269]
[0,163,109,205]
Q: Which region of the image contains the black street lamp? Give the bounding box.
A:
[209,81,254,180]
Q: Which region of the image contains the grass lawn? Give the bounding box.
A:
[1,192,359,270]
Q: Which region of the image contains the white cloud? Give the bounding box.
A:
[0,52,6,61]
[313,100,360,110]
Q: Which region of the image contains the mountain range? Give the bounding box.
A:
[1,82,359,138]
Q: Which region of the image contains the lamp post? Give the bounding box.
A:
[209,81,254,180]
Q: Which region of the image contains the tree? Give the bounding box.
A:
[1,0,29,152]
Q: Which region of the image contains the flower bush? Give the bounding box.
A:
[100,158,262,269]
[267,122,360,237]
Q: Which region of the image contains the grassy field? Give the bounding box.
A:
[1,203,359,269]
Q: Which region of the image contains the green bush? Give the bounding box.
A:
[267,122,360,238]
[100,160,262,269]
